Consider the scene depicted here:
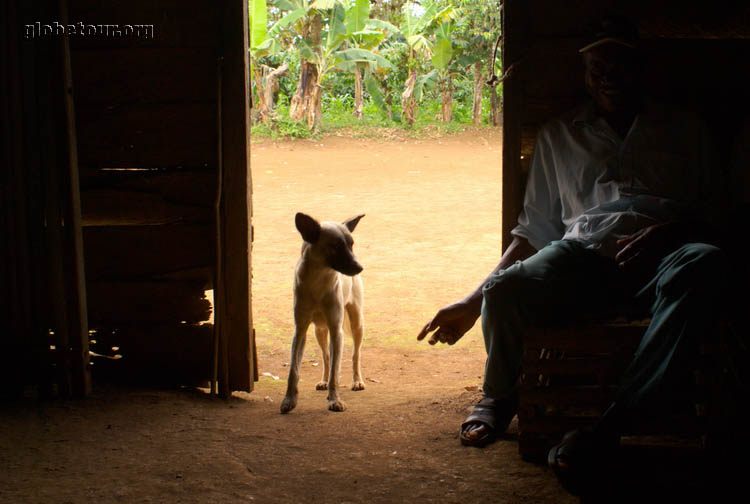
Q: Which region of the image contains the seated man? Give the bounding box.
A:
[417,16,728,494]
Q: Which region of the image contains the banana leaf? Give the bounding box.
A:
[414,69,438,102]
[249,0,268,50]
[325,1,347,51]
[365,18,401,35]
[431,36,452,71]
[270,0,300,10]
[346,0,370,35]
[334,48,394,69]
[365,72,400,122]
[310,0,336,10]
[269,7,308,35]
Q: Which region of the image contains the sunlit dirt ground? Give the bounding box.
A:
[1,129,584,503]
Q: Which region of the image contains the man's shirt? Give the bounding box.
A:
[511,100,721,257]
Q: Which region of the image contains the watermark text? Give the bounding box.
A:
[25,21,154,39]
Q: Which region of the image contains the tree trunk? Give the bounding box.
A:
[262,63,288,123]
[308,76,323,131]
[289,13,322,127]
[472,61,483,126]
[489,88,501,126]
[353,66,364,120]
[487,60,501,126]
[252,68,266,125]
[401,70,417,126]
[254,64,289,124]
[440,74,452,123]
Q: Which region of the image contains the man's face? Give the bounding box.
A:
[583,44,640,114]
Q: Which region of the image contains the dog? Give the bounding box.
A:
[280,212,366,413]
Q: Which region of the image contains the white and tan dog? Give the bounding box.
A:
[280,212,366,413]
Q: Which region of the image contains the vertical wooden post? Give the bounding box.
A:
[41,0,91,397]
[500,0,528,253]
[59,0,91,396]
[216,0,254,394]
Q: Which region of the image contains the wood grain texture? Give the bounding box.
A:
[81,188,212,226]
[87,280,211,324]
[71,47,216,106]
[76,102,216,171]
[83,224,213,281]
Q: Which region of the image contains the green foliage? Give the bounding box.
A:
[431,35,452,71]
[414,69,438,102]
[346,0,370,34]
[334,48,393,71]
[252,0,505,134]
[250,0,268,49]
[251,109,312,139]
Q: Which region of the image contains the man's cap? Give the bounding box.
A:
[579,16,639,53]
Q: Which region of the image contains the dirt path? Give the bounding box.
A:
[0,130,578,503]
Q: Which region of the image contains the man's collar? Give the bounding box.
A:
[572,99,654,127]
[571,101,600,126]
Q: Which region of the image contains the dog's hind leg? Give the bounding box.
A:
[347,304,365,391]
[314,324,330,390]
[281,320,310,414]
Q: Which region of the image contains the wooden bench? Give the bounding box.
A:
[517,319,722,462]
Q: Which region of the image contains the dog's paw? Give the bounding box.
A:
[327,398,347,412]
[351,380,366,391]
[315,381,328,390]
[280,396,297,414]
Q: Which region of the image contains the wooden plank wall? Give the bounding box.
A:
[2,0,92,397]
[502,0,750,249]
[69,0,219,385]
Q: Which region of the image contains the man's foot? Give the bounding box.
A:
[459,394,519,447]
[547,426,619,495]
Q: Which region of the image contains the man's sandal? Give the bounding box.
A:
[547,426,619,495]
[459,395,518,447]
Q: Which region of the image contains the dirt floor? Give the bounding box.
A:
[3,128,719,503]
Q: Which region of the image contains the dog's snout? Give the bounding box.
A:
[340,261,363,276]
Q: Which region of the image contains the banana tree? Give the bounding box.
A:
[431,17,477,123]
[266,1,324,126]
[249,0,291,123]
[342,0,384,120]
[454,0,505,126]
[249,0,273,122]
[274,0,393,130]
[431,19,456,122]
[368,0,457,126]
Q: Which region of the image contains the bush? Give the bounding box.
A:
[251,103,311,140]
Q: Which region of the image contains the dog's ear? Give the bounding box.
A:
[295,213,321,243]
[342,214,365,233]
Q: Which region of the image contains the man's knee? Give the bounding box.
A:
[482,263,527,307]
[674,243,726,273]
[658,243,727,294]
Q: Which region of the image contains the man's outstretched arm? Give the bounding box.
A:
[417,236,537,346]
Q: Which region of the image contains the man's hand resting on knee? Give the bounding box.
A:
[615,221,717,275]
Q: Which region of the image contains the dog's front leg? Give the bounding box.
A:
[347,304,366,391]
[314,324,330,390]
[281,320,310,414]
[326,323,346,412]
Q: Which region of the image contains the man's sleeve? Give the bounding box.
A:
[510,128,565,250]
